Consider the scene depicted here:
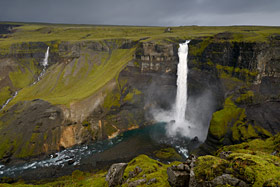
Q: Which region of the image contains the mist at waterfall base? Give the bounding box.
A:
[152,40,215,142]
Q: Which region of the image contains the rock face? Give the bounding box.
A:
[0,99,64,163]
[188,38,280,155]
[106,163,128,187]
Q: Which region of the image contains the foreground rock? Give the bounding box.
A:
[167,155,197,187]
[106,163,128,187]
[211,174,248,187]
[167,164,190,187]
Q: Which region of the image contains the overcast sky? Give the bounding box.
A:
[1,0,280,26]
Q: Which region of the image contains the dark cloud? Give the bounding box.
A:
[0,0,280,26]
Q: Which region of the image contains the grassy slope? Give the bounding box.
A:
[9,48,135,105]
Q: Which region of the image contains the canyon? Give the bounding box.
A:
[0,23,280,185]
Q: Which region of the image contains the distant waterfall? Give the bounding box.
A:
[0,47,50,111]
[42,47,49,67]
[0,91,18,111]
[33,47,49,84]
[174,40,190,124]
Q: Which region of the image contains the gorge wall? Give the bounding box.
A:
[0,31,280,163]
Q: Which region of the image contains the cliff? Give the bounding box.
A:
[0,23,280,165]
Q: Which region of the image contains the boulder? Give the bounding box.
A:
[106,163,128,187]
[167,164,190,187]
[211,174,248,187]
[128,178,146,187]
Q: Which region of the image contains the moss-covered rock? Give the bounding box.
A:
[194,134,280,186]
[194,155,230,182]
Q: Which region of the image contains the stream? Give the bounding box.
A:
[0,123,199,179]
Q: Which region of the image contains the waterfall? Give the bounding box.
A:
[0,91,18,111]
[0,47,50,111]
[174,40,190,123]
[33,47,49,84]
[42,47,49,67]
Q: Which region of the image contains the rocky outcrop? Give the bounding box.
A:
[106,163,128,186]
[0,99,64,163]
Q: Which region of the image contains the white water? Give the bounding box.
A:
[166,40,192,137]
[174,40,190,123]
[153,40,198,138]
[33,46,49,84]
[0,91,18,111]
[42,47,49,67]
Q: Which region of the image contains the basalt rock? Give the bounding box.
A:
[106,163,128,187]
[167,155,197,187]
[167,165,190,187]
[0,99,64,164]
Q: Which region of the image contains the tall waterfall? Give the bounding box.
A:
[174,40,190,123]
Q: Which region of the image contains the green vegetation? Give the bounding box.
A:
[9,47,135,106]
[194,155,230,182]
[122,154,180,187]
[235,90,254,104]
[194,133,280,186]
[153,148,183,160]
[1,23,280,54]
[0,86,11,106]
[209,97,244,139]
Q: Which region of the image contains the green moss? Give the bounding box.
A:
[218,133,280,156]
[254,126,272,137]
[194,155,229,182]
[209,97,244,139]
[195,133,280,186]
[103,91,121,110]
[133,61,140,68]
[154,148,183,160]
[0,86,12,106]
[235,91,254,104]
[190,38,211,56]
[123,154,180,187]
[229,153,280,186]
